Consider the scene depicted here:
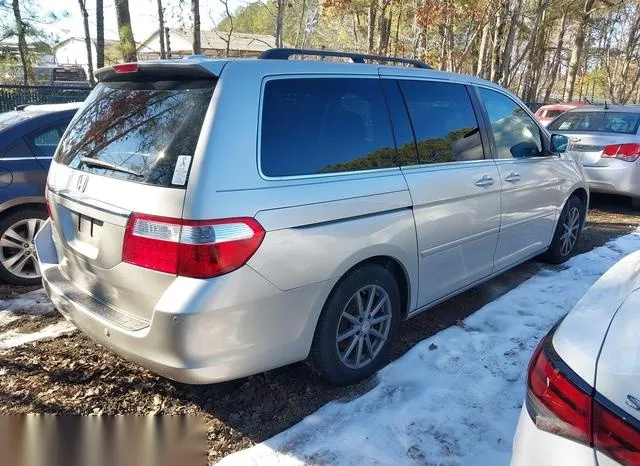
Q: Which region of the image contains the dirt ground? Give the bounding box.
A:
[0,193,637,463]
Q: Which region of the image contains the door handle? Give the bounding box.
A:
[505,172,521,183]
[474,175,495,187]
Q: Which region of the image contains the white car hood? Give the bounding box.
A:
[553,249,640,386]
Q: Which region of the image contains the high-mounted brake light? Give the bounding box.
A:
[113,63,139,74]
[602,143,640,162]
[526,330,640,466]
[122,214,265,279]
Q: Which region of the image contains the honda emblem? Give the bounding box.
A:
[76,174,88,193]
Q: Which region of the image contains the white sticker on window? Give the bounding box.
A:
[172,155,192,186]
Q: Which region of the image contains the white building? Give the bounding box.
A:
[137,28,277,59]
[53,37,120,69]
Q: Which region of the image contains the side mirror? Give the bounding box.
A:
[550,134,568,153]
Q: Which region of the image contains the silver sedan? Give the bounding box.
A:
[549,105,640,209]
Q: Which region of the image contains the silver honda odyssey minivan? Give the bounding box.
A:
[36,49,588,385]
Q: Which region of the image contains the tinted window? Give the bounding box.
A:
[3,138,33,158]
[27,126,63,157]
[261,78,396,177]
[548,111,640,135]
[479,88,543,159]
[55,80,215,187]
[399,80,484,164]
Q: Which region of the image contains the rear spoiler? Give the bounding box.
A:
[95,61,217,83]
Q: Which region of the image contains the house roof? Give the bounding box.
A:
[138,28,276,53]
[53,37,120,50]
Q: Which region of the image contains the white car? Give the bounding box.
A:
[511,249,640,466]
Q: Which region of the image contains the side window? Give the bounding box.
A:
[398,80,485,164]
[479,88,544,159]
[3,138,33,158]
[261,78,397,177]
[26,126,63,157]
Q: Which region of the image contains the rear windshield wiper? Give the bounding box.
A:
[80,157,143,177]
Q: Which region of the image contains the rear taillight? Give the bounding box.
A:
[527,331,640,466]
[113,62,139,73]
[526,335,593,445]
[594,398,640,466]
[122,214,265,279]
[602,143,640,162]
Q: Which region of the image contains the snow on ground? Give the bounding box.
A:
[0,289,75,350]
[0,320,76,350]
[221,228,640,466]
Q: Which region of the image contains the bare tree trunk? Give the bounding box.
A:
[221,0,233,57]
[275,0,285,48]
[78,0,95,86]
[490,0,509,83]
[96,0,105,68]
[157,0,166,58]
[368,0,377,53]
[476,20,490,77]
[393,3,402,56]
[501,0,523,85]
[543,9,568,102]
[564,0,596,102]
[192,0,201,54]
[295,0,307,48]
[12,0,29,84]
[115,0,137,62]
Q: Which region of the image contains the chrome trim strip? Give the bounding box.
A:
[49,188,131,218]
[2,156,54,161]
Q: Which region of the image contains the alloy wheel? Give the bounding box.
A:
[0,218,43,279]
[336,284,392,370]
[560,206,580,257]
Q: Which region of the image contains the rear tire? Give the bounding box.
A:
[540,195,585,265]
[0,208,47,286]
[311,264,401,386]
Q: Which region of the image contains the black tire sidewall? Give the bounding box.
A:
[311,264,401,386]
[0,208,47,286]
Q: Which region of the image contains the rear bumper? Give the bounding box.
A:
[36,220,329,384]
[583,161,640,198]
[510,404,597,466]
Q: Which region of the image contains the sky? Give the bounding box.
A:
[39,0,245,44]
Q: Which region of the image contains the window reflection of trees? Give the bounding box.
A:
[56,84,213,186]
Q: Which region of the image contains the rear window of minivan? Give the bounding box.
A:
[54,79,214,187]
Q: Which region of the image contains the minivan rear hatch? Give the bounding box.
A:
[47,61,218,325]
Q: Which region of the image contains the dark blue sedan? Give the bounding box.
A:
[0,102,80,285]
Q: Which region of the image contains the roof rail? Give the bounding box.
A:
[259,48,431,69]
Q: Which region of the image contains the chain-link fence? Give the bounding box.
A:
[0,85,92,113]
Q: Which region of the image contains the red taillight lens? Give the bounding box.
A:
[526,335,593,445]
[113,63,139,73]
[122,214,265,279]
[602,143,640,162]
[594,400,640,466]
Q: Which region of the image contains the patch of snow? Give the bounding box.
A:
[0,289,55,323]
[220,229,640,466]
[0,320,76,350]
[0,289,73,349]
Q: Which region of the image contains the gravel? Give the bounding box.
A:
[0,193,637,464]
